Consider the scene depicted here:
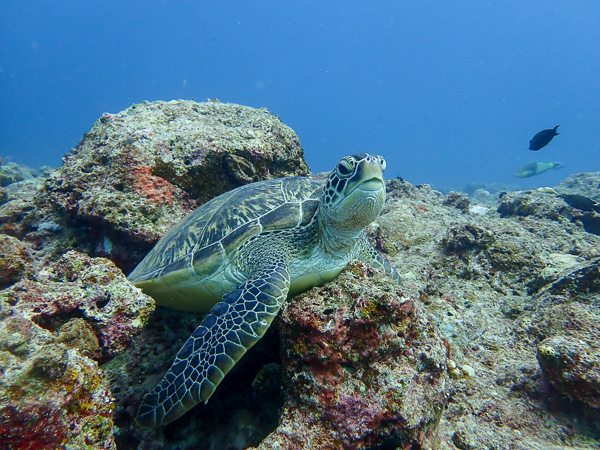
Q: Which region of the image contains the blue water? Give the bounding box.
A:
[1,1,599,189]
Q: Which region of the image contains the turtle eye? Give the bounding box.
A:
[336,160,353,177]
[379,157,386,172]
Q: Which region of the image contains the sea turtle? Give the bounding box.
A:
[130,153,402,426]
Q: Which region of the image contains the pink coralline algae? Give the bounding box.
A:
[130,165,176,206]
[0,238,155,448]
[0,313,116,449]
[256,261,449,449]
[4,250,155,361]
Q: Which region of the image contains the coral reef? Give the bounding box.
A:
[4,250,155,361]
[0,313,115,449]
[2,103,600,448]
[555,171,600,202]
[538,335,600,408]
[377,175,600,449]
[497,187,572,220]
[0,161,52,187]
[256,261,448,449]
[0,229,154,448]
[0,234,32,285]
[443,191,470,213]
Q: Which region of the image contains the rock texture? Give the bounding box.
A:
[3,251,155,361]
[0,238,154,449]
[37,100,309,269]
[2,104,600,448]
[257,261,448,449]
[374,178,600,449]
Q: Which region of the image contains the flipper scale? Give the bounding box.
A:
[136,264,290,427]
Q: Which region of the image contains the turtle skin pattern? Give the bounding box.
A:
[134,153,402,426]
[136,260,290,427]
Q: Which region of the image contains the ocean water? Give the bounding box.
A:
[1,1,598,190]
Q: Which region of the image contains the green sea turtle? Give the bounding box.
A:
[130,153,402,426]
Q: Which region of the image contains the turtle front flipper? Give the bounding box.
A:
[356,231,403,286]
[136,262,291,427]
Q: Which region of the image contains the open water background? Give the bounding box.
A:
[1,1,599,189]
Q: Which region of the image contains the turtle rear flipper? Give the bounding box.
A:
[136,262,291,427]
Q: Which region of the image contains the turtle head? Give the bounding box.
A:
[321,153,387,232]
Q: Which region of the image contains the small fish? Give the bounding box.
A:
[528,125,559,151]
[514,161,562,178]
[560,194,600,213]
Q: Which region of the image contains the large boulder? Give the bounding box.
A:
[39,100,309,268]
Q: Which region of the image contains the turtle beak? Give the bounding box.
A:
[346,155,385,195]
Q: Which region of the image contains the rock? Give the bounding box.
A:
[0,198,36,238]
[470,188,501,206]
[2,250,155,361]
[39,100,309,269]
[574,211,600,236]
[537,336,600,409]
[0,314,115,449]
[521,258,600,410]
[256,261,449,449]
[443,191,470,213]
[0,161,36,187]
[0,234,32,286]
[464,181,520,198]
[0,177,49,239]
[497,188,572,221]
[441,223,495,253]
[536,258,600,303]
[57,318,101,357]
[0,242,155,447]
[554,171,600,202]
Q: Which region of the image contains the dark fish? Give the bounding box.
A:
[560,194,600,213]
[528,125,559,151]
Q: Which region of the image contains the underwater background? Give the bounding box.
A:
[1,1,598,188]
[1,3,600,448]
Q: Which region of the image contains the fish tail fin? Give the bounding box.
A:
[553,125,560,135]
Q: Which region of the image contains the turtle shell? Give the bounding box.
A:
[128,177,323,288]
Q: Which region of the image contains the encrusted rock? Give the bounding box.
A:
[520,258,600,410]
[57,318,101,357]
[536,258,600,303]
[0,315,115,449]
[443,191,470,213]
[257,261,448,449]
[0,234,32,286]
[537,336,600,408]
[2,250,155,360]
[39,100,309,268]
[441,223,495,253]
[0,198,36,238]
[0,187,7,205]
[554,171,600,202]
[497,188,572,221]
[0,161,33,187]
[0,244,154,447]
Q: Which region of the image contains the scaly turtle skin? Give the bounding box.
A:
[129,153,402,426]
